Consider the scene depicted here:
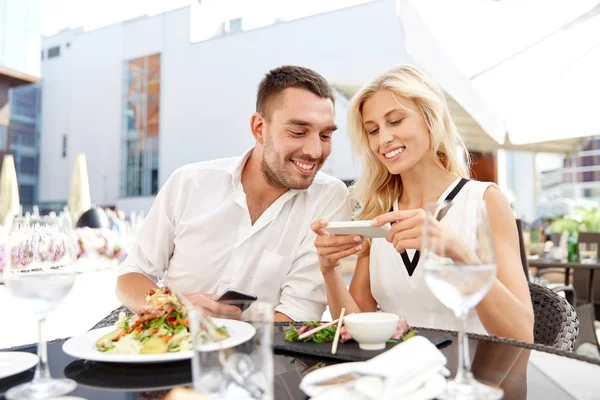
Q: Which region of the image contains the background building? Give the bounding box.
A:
[9,83,41,211]
[536,137,600,218]
[0,0,41,180]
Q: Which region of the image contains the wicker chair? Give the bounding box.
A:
[530,282,579,351]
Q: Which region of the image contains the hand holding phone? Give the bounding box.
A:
[216,288,258,312]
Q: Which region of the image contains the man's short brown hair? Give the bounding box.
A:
[256,65,335,118]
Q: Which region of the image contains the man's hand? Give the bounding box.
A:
[185,293,242,319]
[165,387,206,399]
[274,312,293,322]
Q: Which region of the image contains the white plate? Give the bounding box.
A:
[0,352,39,379]
[62,318,256,363]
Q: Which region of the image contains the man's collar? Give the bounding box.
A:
[226,147,254,189]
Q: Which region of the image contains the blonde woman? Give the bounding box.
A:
[312,65,534,342]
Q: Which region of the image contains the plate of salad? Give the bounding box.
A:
[284,319,414,345]
[62,288,256,363]
[272,319,423,363]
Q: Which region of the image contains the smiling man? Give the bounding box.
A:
[116,66,351,322]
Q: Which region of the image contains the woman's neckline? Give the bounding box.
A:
[393,176,462,212]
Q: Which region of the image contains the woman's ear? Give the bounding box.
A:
[436,149,449,169]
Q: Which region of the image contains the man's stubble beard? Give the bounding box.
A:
[260,134,321,190]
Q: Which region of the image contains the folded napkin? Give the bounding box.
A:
[300,336,448,400]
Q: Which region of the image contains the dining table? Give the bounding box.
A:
[528,259,600,304]
[2,321,600,400]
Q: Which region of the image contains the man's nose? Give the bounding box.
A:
[303,133,323,160]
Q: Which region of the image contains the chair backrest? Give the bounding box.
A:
[516,219,530,282]
[574,232,600,303]
[529,282,579,350]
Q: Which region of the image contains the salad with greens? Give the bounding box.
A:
[96,287,229,354]
[284,319,414,344]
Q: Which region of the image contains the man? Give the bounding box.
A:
[116,65,350,322]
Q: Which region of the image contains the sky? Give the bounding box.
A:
[40,0,373,36]
[40,0,192,36]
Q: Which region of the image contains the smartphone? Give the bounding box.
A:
[323,220,391,238]
[217,288,258,312]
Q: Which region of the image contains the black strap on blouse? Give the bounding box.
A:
[400,178,469,276]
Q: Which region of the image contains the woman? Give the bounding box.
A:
[312,65,534,342]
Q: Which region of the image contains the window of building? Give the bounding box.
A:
[582,188,600,198]
[151,169,158,194]
[19,185,35,206]
[9,120,36,148]
[48,46,60,58]
[11,85,38,119]
[62,135,67,158]
[20,156,37,175]
[0,126,6,151]
[9,84,41,208]
[121,54,161,197]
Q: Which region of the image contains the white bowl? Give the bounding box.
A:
[343,312,399,351]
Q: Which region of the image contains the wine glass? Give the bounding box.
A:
[3,215,78,399]
[421,199,503,400]
[190,300,274,399]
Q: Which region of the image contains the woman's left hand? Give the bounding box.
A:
[372,209,456,256]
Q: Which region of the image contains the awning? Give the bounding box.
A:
[0,66,39,88]
[401,0,600,154]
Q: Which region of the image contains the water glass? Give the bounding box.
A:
[422,199,503,400]
[578,242,598,264]
[3,215,78,399]
[190,300,273,399]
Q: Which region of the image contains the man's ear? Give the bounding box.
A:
[250,112,265,145]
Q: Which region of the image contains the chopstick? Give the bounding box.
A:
[331,307,346,355]
[297,312,354,340]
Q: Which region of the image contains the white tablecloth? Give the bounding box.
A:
[0,269,121,350]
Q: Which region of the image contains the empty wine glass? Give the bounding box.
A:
[422,199,502,400]
[3,215,78,399]
[190,300,274,399]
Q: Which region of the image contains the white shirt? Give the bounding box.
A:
[118,149,351,321]
[369,178,497,334]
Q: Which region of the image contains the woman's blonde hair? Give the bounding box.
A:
[347,65,470,253]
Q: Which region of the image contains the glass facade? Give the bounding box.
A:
[563,138,600,185]
[9,83,41,210]
[121,53,160,197]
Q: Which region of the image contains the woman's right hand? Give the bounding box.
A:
[311,218,364,272]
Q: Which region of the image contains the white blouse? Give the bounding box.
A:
[369,178,497,334]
